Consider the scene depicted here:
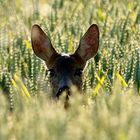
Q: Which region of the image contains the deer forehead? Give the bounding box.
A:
[52,55,81,73]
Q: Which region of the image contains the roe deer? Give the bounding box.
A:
[31,24,99,101]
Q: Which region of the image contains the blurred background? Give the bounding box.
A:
[0,0,140,99]
[0,0,140,140]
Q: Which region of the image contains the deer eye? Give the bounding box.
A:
[74,69,83,77]
[48,69,55,78]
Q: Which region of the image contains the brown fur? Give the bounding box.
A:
[31,24,99,103]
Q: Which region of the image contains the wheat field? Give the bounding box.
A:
[0,0,140,140]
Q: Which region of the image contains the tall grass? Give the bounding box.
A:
[0,0,140,139]
[0,84,140,140]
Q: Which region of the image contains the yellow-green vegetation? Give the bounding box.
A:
[0,0,140,140]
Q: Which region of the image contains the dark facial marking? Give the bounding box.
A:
[49,55,83,98]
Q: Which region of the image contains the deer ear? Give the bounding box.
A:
[74,24,99,62]
[31,24,58,63]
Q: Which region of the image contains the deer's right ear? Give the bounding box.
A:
[31,24,58,63]
[74,24,99,63]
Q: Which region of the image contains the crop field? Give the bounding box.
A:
[0,0,140,140]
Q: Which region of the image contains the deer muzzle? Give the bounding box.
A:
[55,76,71,99]
[56,86,70,98]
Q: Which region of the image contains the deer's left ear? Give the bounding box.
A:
[74,24,99,62]
[31,24,58,63]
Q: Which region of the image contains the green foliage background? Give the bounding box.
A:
[0,0,140,140]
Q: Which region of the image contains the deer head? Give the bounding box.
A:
[31,24,99,100]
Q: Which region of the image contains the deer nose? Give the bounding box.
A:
[56,86,70,98]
